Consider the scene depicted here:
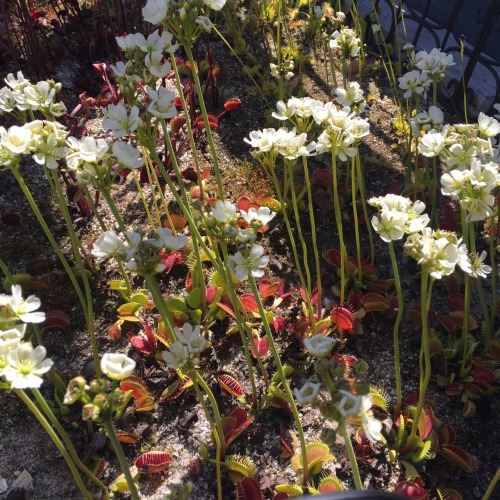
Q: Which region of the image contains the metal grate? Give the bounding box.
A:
[365,0,500,118]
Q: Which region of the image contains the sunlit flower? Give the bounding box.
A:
[371,209,408,242]
[211,200,237,224]
[101,352,136,380]
[162,341,189,369]
[142,0,169,25]
[330,27,360,58]
[240,207,276,228]
[304,334,336,358]
[418,129,445,157]
[462,251,492,278]
[91,230,125,259]
[294,381,321,405]
[415,48,454,79]
[147,86,177,119]
[112,141,144,169]
[0,324,25,372]
[335,82,364,107]
[1,125,32,154]
[0,285,45,325]
[157,227,188,251]
[359,394,383,442]
[203,0,227,10]
[337,389,362,417]
[144,50,171,79]
[228,244,269,281]
[102,103,142,138]
[175,322,206,355]
[477,112,500,137]
[2,342,53,388]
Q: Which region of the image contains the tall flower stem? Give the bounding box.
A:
[351,157,362,281]
[356,154,375,265]
[102,419,140,500]
[266,164,316,331]
[388,241,403,416]
[220,242,260,404]
[331,151,347,305]
[81,185,107,230]
[339,422,363,490]
[286,159,315,328]
[190,371,223,500]
[248,275,308,485]
[302,155,323,322]
[144,274,177,344]
[11,168,88,323]
[483,468,500,500]
[15,389,93,500]
[48,169,101,377]
[408,268,433,445]
[184,45,224,200]
[489,213,497,338]
[31,389,108,496]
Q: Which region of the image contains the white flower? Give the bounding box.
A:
[441,169,465,197]
[294,381,321,405]
[112,141,144,169]
[398,70,431,99]
[418,129,445,157]
[203,0,227,10]
[102,103,142,138]
[66,136,109,170]
[32,134,67,170]
[304,334,336,358]
[162,341,189,369]
[195,16,214,33]
[157,227,188,251]
[359,394,383,442]
[228,244,269,281]
[115,33,139,52]
[142,0,169,25]
[240,207,276,227]
[446,143,477,170]
[477,112,500,137]
[244,128,279,153]
[415,48,454,79]
[3,342,53,388]
[92,230,124,259]
[4,71,29,90]
[211,200,237,224]
[137,30,178,53]
[464,251,492,278]
[335,82,364,107]
[101,352,136,380]
[147,86,177,119]
[144,50,171,79]
[175,322,206,354]
[330,28,360,58]
[1,125,32,154]
[371,210,408,242]
[0,87,17,114]
[0,285,45,324]
[0,324,25,372]
[372,23,381,34]
[337,390,362,417]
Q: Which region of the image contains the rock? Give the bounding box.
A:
[7,470,33,499]
[0,476,7,494]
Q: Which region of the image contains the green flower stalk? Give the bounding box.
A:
[15,389,95,500]
[338,422,363,490]
[248,275,309,485]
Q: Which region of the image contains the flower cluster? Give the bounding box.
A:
[329,27,360,58]
[92,228,188,274]
[112,30,178,90]
[162,322,207,369]
[247,97,370,165]
[368,194,430,242]
[398,69,432,100]
[0,71,67,119]
[0,120,68,171]
[404,228,469,279]
[0,286,52,389]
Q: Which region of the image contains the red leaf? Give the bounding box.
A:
[135,451,171,473]
[236,477,263,500]
[217,301,236,318]
[205,286,218,304]
[240,293,259,313]
[448,294,465,311]
[43,310,71,329]
[323,248,341,267]
[237,195,260,213]
[217,374,244,397]
[259,279,281,298]
[330,306,355,333]
[362,292,389,312]
[272,316,285,333]
[250,335,269,358]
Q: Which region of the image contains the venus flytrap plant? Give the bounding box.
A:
[65,353,139,499]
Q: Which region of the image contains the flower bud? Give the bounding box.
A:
[320,428,337,446]
[82,403,100,422]
[353,358,369,376]
[63,376,88,405]
[93,392,109,409]
[89,377,108,394]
